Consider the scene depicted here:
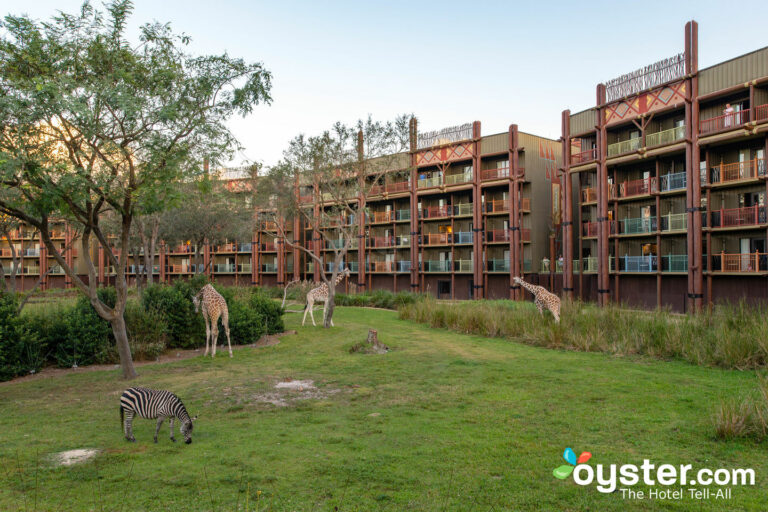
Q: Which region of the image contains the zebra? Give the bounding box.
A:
[120,387,196,444]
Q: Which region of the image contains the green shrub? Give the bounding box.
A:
[0,293,43,381]
[249,292,284,334]
[334,290,425,310]
[56,289,114,367]
[226,299,265,343]
[714,374,768,441]
[125,302,168,360]
[142,283,204,349]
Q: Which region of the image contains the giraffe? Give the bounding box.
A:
[192,284,232,357]
[513,276,561,323]
[302,268,350,327]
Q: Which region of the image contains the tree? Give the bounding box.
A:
[0,1,272,378]
[159,175,256,274]
[258,115,410,328]
[0,213,24,294]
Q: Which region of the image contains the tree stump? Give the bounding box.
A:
[367,329,379,345]
[350,329,390,354]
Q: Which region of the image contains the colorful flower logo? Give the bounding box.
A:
[553,447,592,479]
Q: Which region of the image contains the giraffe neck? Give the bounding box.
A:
[517,278,539,295]
[334,272,347,286]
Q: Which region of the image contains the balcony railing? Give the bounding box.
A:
[661,255,687,272]
[571,148,597,165]
[646,125,685,147]
[453,232,473,244]
[711,252,768,273]
[48,265,65,275]
[487,259,509,272]
[395,235,411,247]
[581,187,597,203]
[216,243,236,253]
[23,266,40,275]
[261,263,278,273]
[325,262,349,273]
[420,205,452,219]
[659,172,686,192]
[484,199,509,213]
[368,236,395,248]
[367,261,394,272]
[582,221,598,237]
[612,177,657,198]
[327,239,358,249]
[454,259,473,272]
[607,138,641,157]
[396,209,411,221]
[618,216,656,235]
[423,260,452,272]
[23,248,40,257]
[169,245,195,254]
[261,242,277,252]
[582,256,598,273]
[396,260,411,272]
[454,203,473,216]
[521,228,531,242]
[417,176,442,188]
[710,205,767,228]
[481,167,509,180]
[371,211,396,223]
[520,198,531,211]
[699,109,749,135]
[705,158,766,185]
[756,104,768,123]
[618,255,657,272]
[422,233,451,246]
[386,180,410,194]
[240,264,252,273]
[660,213,687,232]
[214,264,236,273]
[486,229,510,243]
[346,261,359,272]
[238,243,252,252]
[444,172,473,185]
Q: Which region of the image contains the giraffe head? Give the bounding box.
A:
[192,294,201,313]
[513,276,523,285]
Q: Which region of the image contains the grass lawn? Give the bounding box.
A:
[0,307,765,511]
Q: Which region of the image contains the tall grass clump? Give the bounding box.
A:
[714,374,768,441]
[399,297,768,370]
[335,290,425,310]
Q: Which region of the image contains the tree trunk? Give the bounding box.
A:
[110,311,137,379]
[324,289,335,328]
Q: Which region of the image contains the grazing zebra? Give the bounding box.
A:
[120,387,196,444]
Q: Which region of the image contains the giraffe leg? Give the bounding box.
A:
[302,296,313,326]
[308,296,317,326]
[169,417,176,442]
[535,299,544,316]
[203,312,210,357]
[124,410,136,442]
[211,312,221,358]
[154,417,165,443]
[222,308,232,358]
[552,302,561,323]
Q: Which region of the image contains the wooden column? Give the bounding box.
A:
[686,20,703,312]
[357,130,366,292]
[596,84,610,306]
[409,117,420,293]
[561,110,574,300]
[472,121,483,299]
[509,125,521,299]
[655,158,662,308]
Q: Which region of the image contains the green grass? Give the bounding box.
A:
[0,307,765,511]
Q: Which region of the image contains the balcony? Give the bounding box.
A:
[659,172,686,192]
[453,232,473,244]
[422,233,451,246]
[347,261,359,272]
[371,211,396,224]
[169,245,195,254]
[520,198,531,212]
[325,262,348,273]
[213,263,236,273]
[710,205,767,228]
[396,209,411,221]
[417,176,441,188]
[581,187,597,203]
[521,228,531,242]
[487,259,509,272]
[582,222,598,238]
[571,148,597,165]
[612,177,657,199]
[395,235,411,247]
[486,229,510,243]
[660,213,686,232]
[386,180,410,194]
[661,255,687,272]
[420,205,452,219]
[454,259,473,272]
[607,138,641,157]
[454,203,473,216]
[261,242,277,252]
[423,260,452,272]
[618,255,657,272]
[48,265,65,275]
[699,109,749,135]
[23,248,40,257]
[327,239,358,250]
[484,199,509,213]
[396,260,411,272]
[216,243,236,253]
[23,266,40,275]
[646,125,685,147]
[299,194,314,203]
[262,221,278,231]
[238,243,252,252]
[582,257,597,273]
[444,171,472,186]
[756,104,768,123]
[705,158,766,185]
[481,167,509,180]
[261,263,278,273]
[711,252,768,273]
[240,264,252,273]
[618,216,656,235]
[368,261,395,273]
[368,236,395,249]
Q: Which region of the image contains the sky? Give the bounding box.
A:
[5,1,768,168]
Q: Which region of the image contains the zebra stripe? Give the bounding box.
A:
[120,387,193,444]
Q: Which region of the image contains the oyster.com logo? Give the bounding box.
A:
[553,447,592,480]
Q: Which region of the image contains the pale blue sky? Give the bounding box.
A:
[6,1,768,166]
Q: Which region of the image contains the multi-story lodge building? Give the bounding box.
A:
[3,21,767,311]
[561,21,768,311]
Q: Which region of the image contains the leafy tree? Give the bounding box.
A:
[0,1,271,378]
[258,115,410,328]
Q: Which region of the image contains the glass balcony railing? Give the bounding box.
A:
[454,203,473,216]
[453,232,473,244]
[213,264,237,273]
[261,263,277,273]
[582,256,598,273]
[423,260,452,272]
[346,261,359,272]
[619,255,657,272]
[396,260,411,272]
[417,176,442,188]
[444,172,473,185]
[659,172,686,192]
[660,213,687,232]
[645,125,685,147]
[454,260,473,272]
[396,209,411,221]
[486,259,509,272]
[607,137,641,157]
[661,255,687,272]
[618,217,656,235]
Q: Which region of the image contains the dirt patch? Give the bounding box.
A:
[275,379,314,390]
[55,449,99,466]
[0,330,297,387]
[247,379,341,407]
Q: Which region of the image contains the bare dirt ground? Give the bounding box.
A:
[0,330,296,387]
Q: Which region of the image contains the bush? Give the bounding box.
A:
[0,293,43,381]
[226,299,265,343]
[714,374,768,441]
[335,290,425,310]
[142,282,204,349]
[124,302,167,360]
[55,288,114,367]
